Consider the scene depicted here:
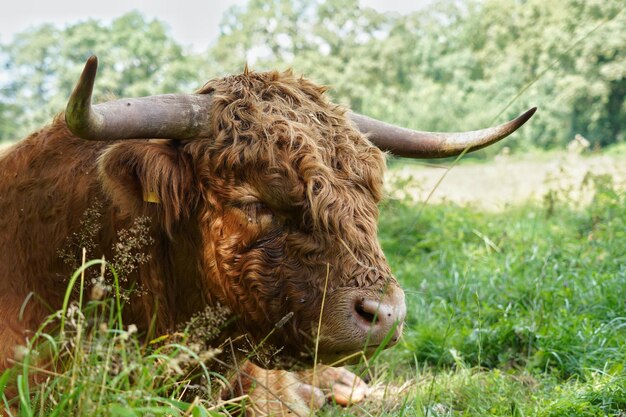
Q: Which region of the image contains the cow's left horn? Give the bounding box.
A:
[350,107,536,158]
[66,55,214,141]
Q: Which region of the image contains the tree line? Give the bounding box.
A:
[1,0,624,152]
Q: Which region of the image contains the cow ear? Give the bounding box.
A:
[98,141,197,234]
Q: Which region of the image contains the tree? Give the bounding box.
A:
[2,2,624,149]
[0,12,208,142]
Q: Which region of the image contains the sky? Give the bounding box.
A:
[0,0,430,52]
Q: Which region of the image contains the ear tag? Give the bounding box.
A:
[143,190,161,204]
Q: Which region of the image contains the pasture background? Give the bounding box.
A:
[370,150,626,416]
[0,0,625,415]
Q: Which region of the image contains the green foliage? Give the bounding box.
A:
[368,165,625,415]
[1,1,624,149]
[1,261,231,416]
[210,0,625,151]
[0,12,208,142]
[381,172,625,377]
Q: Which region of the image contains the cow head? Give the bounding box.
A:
[65,56,535,367]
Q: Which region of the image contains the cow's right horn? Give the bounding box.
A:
[66,55,214,141]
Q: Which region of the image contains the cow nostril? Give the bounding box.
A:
[346,289,406,350]
[354,300,377,324]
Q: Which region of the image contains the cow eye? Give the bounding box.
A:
[239,202,274,225]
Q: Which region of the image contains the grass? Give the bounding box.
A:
[2,155,625,416]
[2,259,235,416]
[370,170,626,416]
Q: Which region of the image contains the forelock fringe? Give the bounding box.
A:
[193,70,386,236]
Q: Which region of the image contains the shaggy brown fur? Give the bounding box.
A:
[0,70,404,413]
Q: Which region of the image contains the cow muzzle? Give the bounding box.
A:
[352,289,406,346]
[316,283,406,363]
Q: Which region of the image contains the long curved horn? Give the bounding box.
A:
[350,107,536,158]
[65,55,214,141]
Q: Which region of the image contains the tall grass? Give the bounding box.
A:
[371,171,626,416]
[1,262,237,416]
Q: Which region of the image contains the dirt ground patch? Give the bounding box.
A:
[386,152,625,211]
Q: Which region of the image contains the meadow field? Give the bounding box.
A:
[354,148,625,416]
[2,148,625,416]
